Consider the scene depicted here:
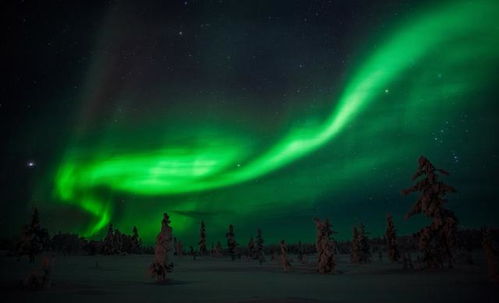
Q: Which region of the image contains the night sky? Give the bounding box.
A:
[2,0,499,245]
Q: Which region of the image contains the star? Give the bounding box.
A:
[27,161,36,168]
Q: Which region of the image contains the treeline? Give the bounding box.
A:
[3,208,496,259]
[5,157,499,283]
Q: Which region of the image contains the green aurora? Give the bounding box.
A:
[48,0,499,243]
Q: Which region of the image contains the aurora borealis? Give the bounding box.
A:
[2,0,499,244]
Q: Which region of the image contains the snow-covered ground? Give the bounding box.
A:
[1,252,498,303]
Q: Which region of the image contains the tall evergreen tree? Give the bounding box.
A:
[351,226,360,264]
[149,213,173,281]
[102,224,115,255]
[402,156,458,268]
[16,207,49,262]
[357,224,371,263]
[131,226,142,253]
[279,240,291,272]
[214,241,223,257]
[255,229,265,264]
[314,218,336,273]
[199,221,207,255]
[247,237,255,259]
[226,224,238,261]
[385,214,400,262]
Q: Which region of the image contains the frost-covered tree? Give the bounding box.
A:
[482,229,499,283]
[255,229,265,264]
[226,224,238,261]
[297,241,305,263]
[149,213,173,281]
[279,240,291,272]
[351,226,360,264]
[351,224,371,264]
[402,156,458,269]
[385,214,400,262]
[189,246,197,260]
[17,207,49,262]
[130,226,142,253]
[199,221,207,255]
[247,237,255,259]
[314,218,336,273]
[102,224,116,255]
[214,241,223,257]
[357,224,371,263]
[114,228,123,253]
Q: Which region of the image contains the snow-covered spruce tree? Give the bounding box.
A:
[297,241,305,263]
[357,224,371,263]
[279,240,292,272]
[102,224,116,255]
[314,218,336,273]
[214,241,223,257]
[149,213,173,282]
[114,228,124,254]
[247,237,255,259]
[385,214,400,262]
[402,156,458,269]
[189,246,197,260]
[255,229,265,264]
[351,226,360,264]
[131,226,142,253]
[199,221,207,255]
[482,228,499,283]
[16,208,49,262]
[226,224,238,261]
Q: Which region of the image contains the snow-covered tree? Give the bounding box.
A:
[16,207,49,262]
[385,214,400,262]
[402,156,458,268]
[226,224,238,261]
[199,221,207,255]
[314,218,336,273]
[130,226,142,253]
[351,226,360,264]
[297,241,304,263]
[351,224,371,264]
[149,213,173,281]
[102,224,116,255]
[279,240,291,272]
[213,241,223,257]
[247,237,255,259]
[358,224,371,263]
[255,229,265,264]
